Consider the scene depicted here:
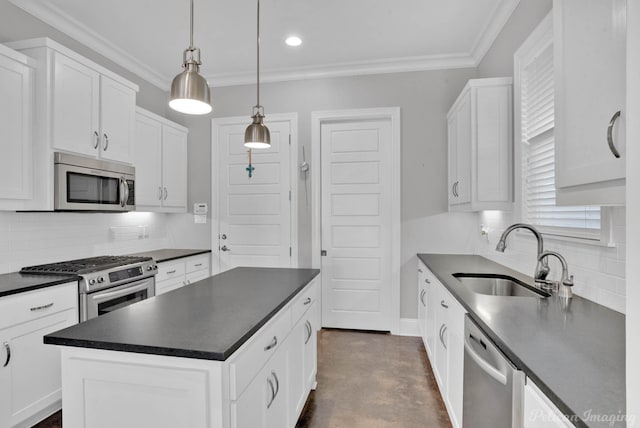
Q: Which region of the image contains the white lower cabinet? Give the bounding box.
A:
[231,343,290,428]
[0,282,78,427]
[419,260,466,428]
[231,277,319,428]
[524,380,574,428]
[155,254,210,296]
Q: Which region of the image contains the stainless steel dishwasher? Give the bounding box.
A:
[463,315,524,428]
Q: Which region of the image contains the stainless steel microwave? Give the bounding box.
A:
[54,152,135,211]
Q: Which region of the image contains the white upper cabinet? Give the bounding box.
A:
[0,44,34,208]
[51,52,100,158]
[99,75,136,163]
[447,78,513,211]
[134,107,188,213]
[5,38,139,210]
[553,0,627,205]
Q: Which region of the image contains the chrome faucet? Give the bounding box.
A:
[537,251,574,298]
[495,223,550,281]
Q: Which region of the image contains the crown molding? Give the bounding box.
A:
[9,0,519,90]
[9,0,170,90]
[208,53,477,87]
[469,0,521,64]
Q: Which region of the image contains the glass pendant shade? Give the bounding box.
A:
[244,113,271,149]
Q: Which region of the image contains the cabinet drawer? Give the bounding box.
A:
[0,282,78,328]
[229,308,291,401]
[156,261,185,282]
[155,277,186,296]
[185,270,208,285]
[291,278,319,326]
[185,254,209,274]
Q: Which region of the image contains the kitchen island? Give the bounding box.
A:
[44,267,320,428]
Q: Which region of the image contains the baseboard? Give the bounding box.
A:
[397,318,420,337]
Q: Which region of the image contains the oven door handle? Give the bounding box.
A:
[91,279,153,303]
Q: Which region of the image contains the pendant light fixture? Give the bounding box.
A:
[244,0,270,148]
[169,0,212,115]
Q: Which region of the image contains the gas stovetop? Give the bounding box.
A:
[20,255,154,275]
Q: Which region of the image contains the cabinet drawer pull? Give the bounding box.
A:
[305,320,313,344]
[418,268,423,273]
[303,297,312,305]
[158,186,163,200]
[3,342,10,367]
[425,278,431,284]
[440,300,449,309]
[30,302,54,312]
[264,336,278,351]
[164,187,168,200]
[103,133,109,151]
[454,181,459,197]
[266,377,276,408]
[420,290,426,306]
[166,270,177,275]
[93,131,100,149]
[194,263,203,267]
[607,110,622,158]
[451,183,456,197]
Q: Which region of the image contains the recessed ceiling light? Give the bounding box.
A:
[285,36,302,47]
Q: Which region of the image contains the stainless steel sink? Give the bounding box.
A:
[453,273,549,298]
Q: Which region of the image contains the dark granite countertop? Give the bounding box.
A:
[126,248,211,263]
[0,272,80,298]
[44,267,320,361]
[418,254,625,428]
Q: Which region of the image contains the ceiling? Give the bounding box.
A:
[9,0,520,90]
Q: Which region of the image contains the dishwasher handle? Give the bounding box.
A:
[464,333,507,385]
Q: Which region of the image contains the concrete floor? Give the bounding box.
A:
[34,329,451,428]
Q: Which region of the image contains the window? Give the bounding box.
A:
[515,15,603,242]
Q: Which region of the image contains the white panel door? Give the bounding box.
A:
[99,76,135,163]
[52,52,100,157]
[133,113,163,207]
[321,119,392,331]
[162,125,188,209]
[216,118,293,271]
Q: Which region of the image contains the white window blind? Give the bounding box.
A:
[521,43,601,239]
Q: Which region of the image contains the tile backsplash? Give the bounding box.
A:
[0,211,170,273]
[475,208,626,313]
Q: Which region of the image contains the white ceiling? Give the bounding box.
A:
[9,0,520,90]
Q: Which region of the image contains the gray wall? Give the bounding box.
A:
[477,0,552,78]
[181,69,479,318]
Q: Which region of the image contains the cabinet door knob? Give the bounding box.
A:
[103,133,109,151]
[2,342,10,367]
[93,131,100,149]
[607,110,622,158]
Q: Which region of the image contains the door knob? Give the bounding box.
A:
[221,245,231,252]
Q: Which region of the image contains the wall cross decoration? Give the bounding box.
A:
[246,149,255,178]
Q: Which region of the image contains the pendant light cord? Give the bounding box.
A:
[256,0,261,109]
[189,0,195,49]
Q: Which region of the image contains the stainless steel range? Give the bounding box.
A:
[21,256,158,321]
